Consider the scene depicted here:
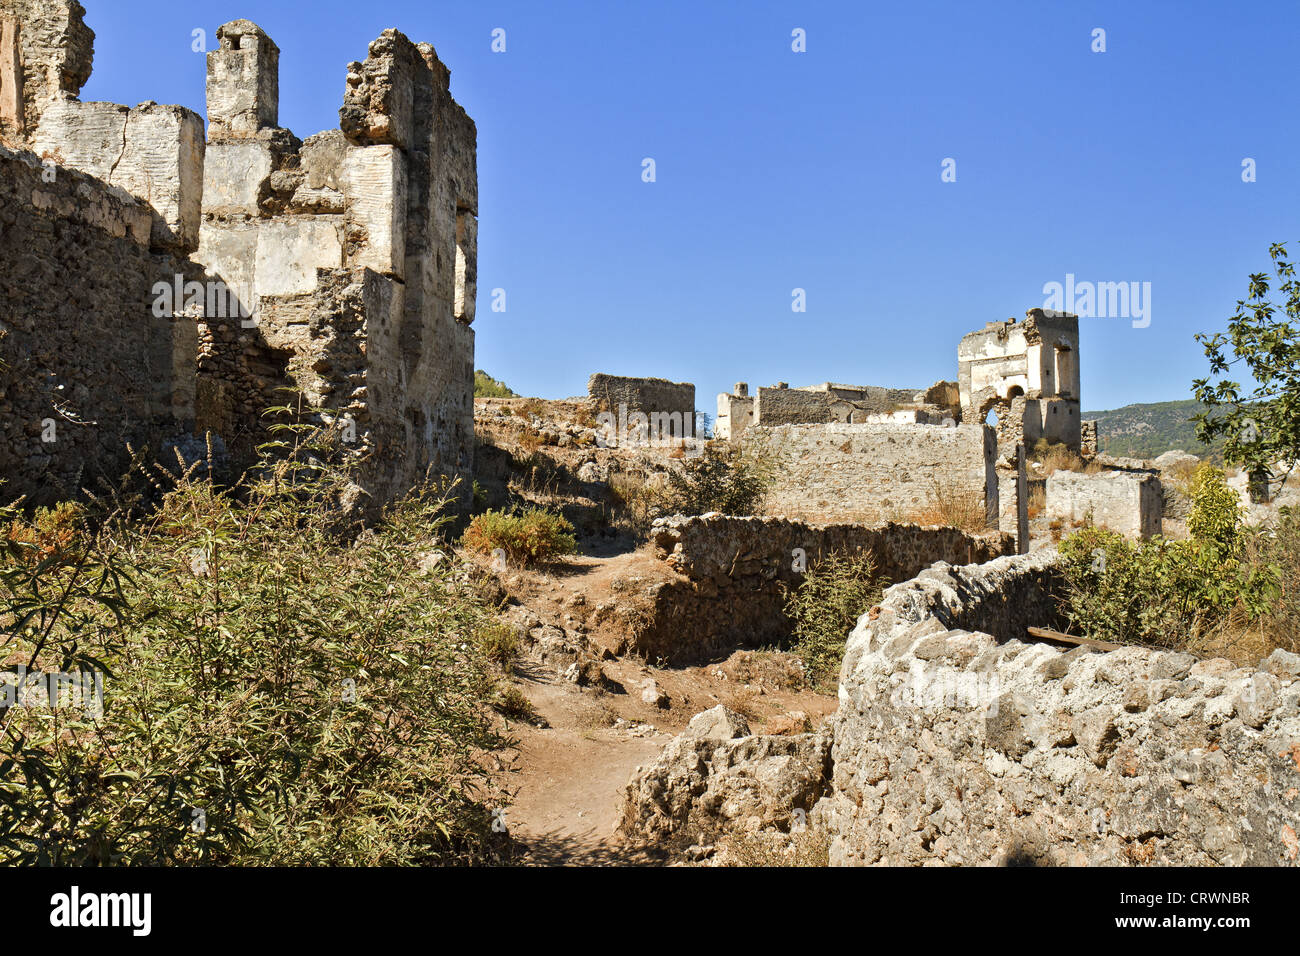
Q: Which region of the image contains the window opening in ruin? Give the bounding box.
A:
[1053,345,1075,397]
[454,207,471,322]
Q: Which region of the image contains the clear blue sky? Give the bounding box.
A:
[82,0,1298,412]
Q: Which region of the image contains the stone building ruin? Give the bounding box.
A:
[958,307,1082,453]
[0,1,477,508]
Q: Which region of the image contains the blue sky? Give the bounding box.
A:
[83,1,1297,413]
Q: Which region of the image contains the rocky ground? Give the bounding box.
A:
[469,396,838,864]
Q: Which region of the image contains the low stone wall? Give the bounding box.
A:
[813,550,1300,866]
[1046,470,1162,539]
[752,422,998,528]
[634,514,1014,665]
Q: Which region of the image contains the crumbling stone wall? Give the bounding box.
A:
[0,0,92,142]
[753,422,999,528]
[813,551,1300,866]
[715,382,754,440]
[588,374,695,437]
[192,20,477,505]
[1,1,203,255]
[718,381,934,439]
[996,444,1029,554]
[959,309,1081,452]
[631,514,1014,664]
[0,144,198,503]
[1080,419,1098,456]
[1046,470,1162,539]
[0,3,479,512]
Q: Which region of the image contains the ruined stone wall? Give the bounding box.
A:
[0,0,93,142]
[1081,419,1098,456]
[996,444,1029,553]
[715,384,753,441]
[0,4,478,512]
[195,21,478,505]
[752,383,916,428]
[813,550,1300,866]
[1046,470,1162,539]
[1,1,204,255]
[588,374,695,436]
[959,309,1081,452]
[0,144,198,503]
[753,422,999,528]
[632,514,1014,664]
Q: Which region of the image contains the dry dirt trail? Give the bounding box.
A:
[488,547,838,866]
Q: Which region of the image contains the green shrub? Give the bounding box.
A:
[477,621,521,672]
[783,550,884,690]
[664,439,775,517]
[462,507,577,567]
[0,463,512,866]
[1187,462,1243,554]
[1058,470,1276,650]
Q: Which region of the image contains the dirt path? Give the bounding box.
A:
[505,671,669,865]
[473,539,838,865]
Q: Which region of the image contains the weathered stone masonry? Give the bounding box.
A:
[0,143,198,501]
[194,20,479,503]
[813,552,1300,866]
[635,513,1014,665]
[0,2,478,509]
[752,422,999,529]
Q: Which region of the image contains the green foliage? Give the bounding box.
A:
[474,370,517,399]
[462,507,577,567]
[664,439,775,517]
[1058,471,1276,648]
[0,461,512,866]
[476,621,521,672]
[1193,241,1300,479]
[783,550,884,690]
[1187,463,1244,554]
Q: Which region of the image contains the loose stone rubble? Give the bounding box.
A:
[619,705,832,844]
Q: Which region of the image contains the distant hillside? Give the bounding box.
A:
[474,370,517,398]
[1083,399,1223,460]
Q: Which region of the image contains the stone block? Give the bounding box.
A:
[32,98,205,251]
[1046,469,1162,539]
[254,218,343,296]
[342,144,406,278]
[203,140,272,217]
[206,20,279,138]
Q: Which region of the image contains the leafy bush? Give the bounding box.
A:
[2,501,87,565]
[783,550,884,690]
[462,507,577,567]
[0,462,512,866]
[1187,462,1243,553]
[1058,465,1277,651]
[477,621,521,672]
[664,440,775,517]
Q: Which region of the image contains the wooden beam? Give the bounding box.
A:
[1026,626,1125,653]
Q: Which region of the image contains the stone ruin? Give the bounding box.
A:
[716,381,946,441]
[587,373,696,438]
[0,1,476,509]
[958,307,1083,453]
